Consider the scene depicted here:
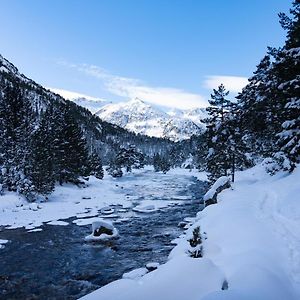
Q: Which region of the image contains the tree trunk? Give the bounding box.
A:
[231,153,235,183]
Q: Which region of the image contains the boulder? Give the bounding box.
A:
[85,220,119,242]
[203,176,231,207]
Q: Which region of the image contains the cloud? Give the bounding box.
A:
[203,75,248,93]
[58,61,207,109]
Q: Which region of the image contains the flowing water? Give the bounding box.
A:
[0,171,207,300]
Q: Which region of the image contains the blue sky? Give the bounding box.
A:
[0,0,292,109]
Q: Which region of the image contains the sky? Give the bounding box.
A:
[0,0,292,109]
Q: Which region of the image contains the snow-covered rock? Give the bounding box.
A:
[145,262,160,272]
[122,268,148,280]
[0,239,9,249]
[203,176,230,206]
[85,220,119,242]
[101,207,115,215]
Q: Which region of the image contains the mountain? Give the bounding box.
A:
[48,88,107,114]
[0,54,176,165]
[96,98,207,141]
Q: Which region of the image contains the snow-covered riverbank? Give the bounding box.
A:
[81,164,300,300]
[0,167,206,232]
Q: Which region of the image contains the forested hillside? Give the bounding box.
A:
[0,55,185,200]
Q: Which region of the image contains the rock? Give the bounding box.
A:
[178,221,187,228]
[100,207,114,215]
[146,262,160,272]
[85,220,119,242]
[203,176,231,207]
[29,203,39,211]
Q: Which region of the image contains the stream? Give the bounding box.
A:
[0,171,207,300]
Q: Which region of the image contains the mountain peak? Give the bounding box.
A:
[129,97,145,104]
[96,98,207,141]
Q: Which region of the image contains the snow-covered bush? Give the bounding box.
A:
[263,153,293,175]
[188,226,202,258]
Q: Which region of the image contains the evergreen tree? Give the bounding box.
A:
[153,153,171,174]
[29,113,55,196]
[160,156,171,174]
[203,84,232,182]
[0,81,35,199]
[88,152,104,179]
[53,106,90,184]
[115,145,144,172]
[153,153,162,172]
[274,1,300,171]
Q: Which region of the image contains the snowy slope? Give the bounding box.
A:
[0,54,65,111]
[48,87,107,114]
[96,98,207,141]
[81,164,300,300]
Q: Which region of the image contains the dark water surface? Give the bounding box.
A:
[0,172,206,300]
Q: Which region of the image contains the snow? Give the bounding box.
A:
[27,228,43,233]
[73,217,107,226]
[47,220,69,226]
[0,239,9,249]
[203,176,230,202]
[96,98,206,141]
[146,262,160,271]
[85,220,119,241]
[122,268,148,280]
[0,175,131,230]
[80,163,300,300]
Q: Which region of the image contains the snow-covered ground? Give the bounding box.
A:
[0,167,204,231]
[81,164,300,300]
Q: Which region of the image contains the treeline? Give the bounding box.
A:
[198,1,300,183]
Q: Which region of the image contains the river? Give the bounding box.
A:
[0,171,207,300]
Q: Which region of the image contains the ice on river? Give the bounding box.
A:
[0,239,9,249]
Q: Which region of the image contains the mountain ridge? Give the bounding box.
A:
[95,97,207,141]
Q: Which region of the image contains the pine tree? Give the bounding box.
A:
[53,105,90,184]
[29,113,55,196]
[0,81,35,199]
[153,153,161,172]
[88,152,104,179]
[160,156,171,174]
[275,1,300,171]
[115,145,144,172]
[235,53,285,159]
[203,84,232,183]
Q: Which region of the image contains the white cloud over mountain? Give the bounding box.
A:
[203,75,248,93]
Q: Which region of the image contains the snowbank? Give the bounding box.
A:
[80,164,300,300]
[203,176,230,206]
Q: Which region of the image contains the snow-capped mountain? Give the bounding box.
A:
[48,88,107,114]
[96,98,207,141]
